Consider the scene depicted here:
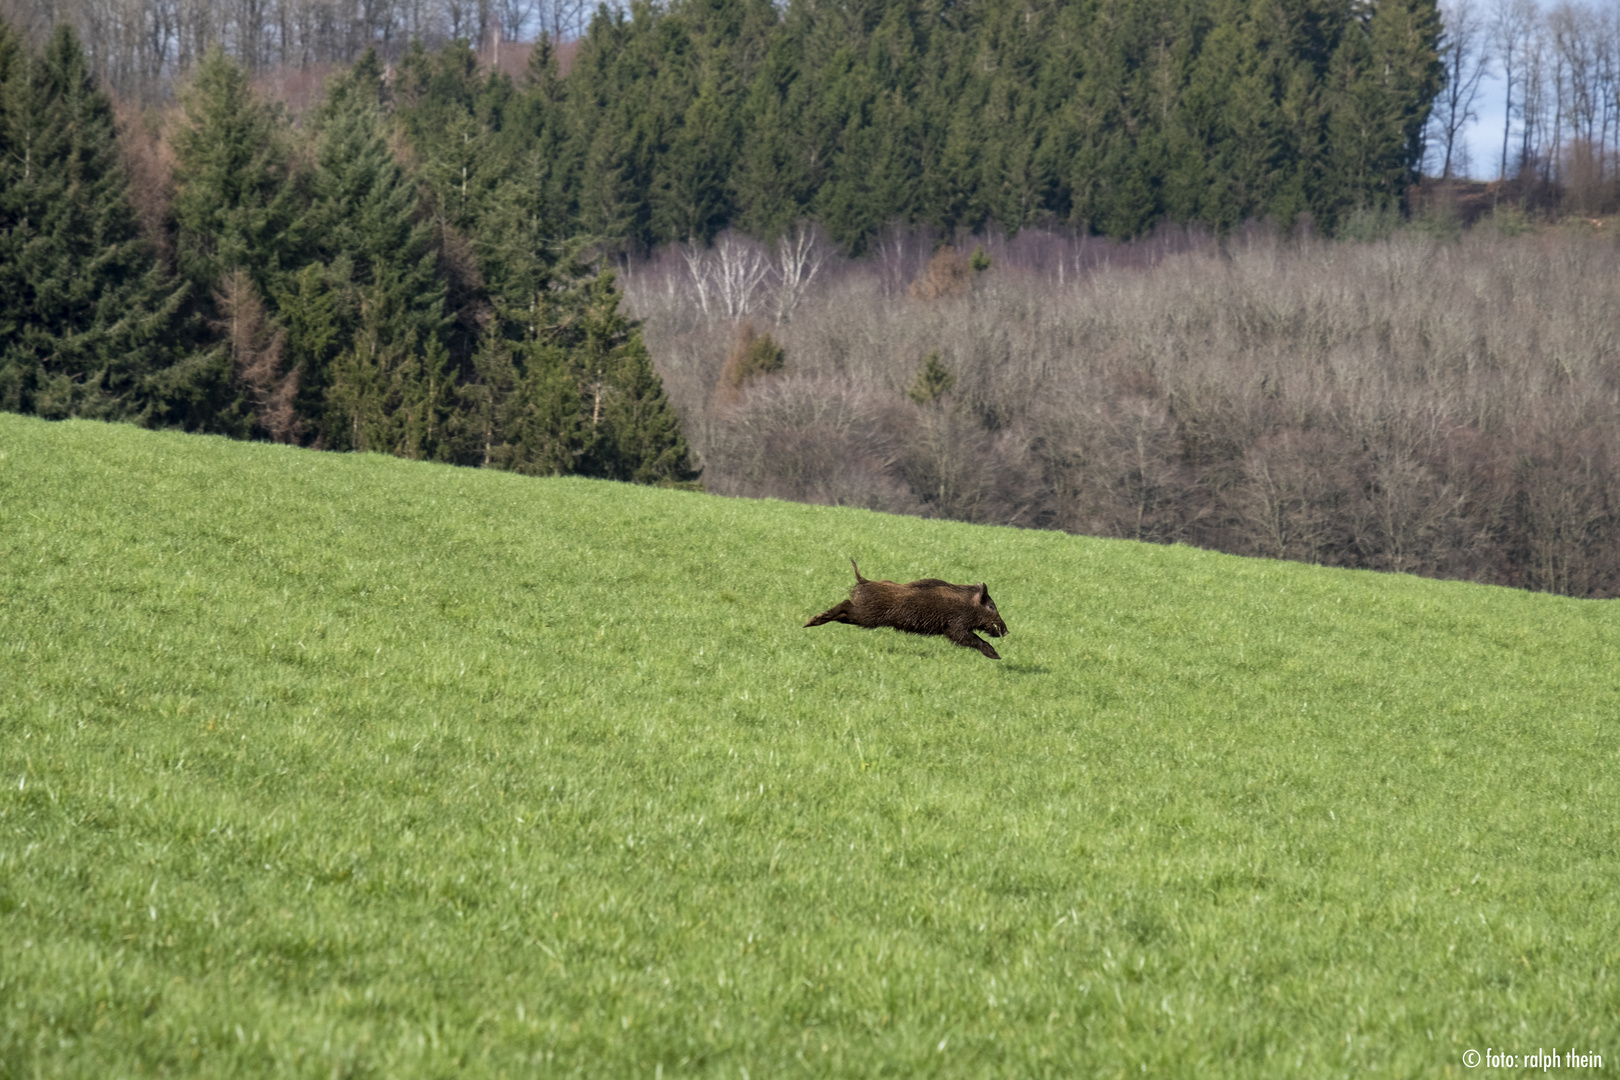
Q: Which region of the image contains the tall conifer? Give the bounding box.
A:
[304,57,453,455]
[0,23,202,425]
[573,272,699,485]
[171,48,302,296]
[169,47,306,438]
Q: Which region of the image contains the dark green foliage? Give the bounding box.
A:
[169,47,308,439]
[1,0,1447,480]
[460,321,585,475]
[392,54,695,483]
[550,0,1444,246]
[573,273,700,486]
[394,40,518,237]
[0,22,201,425]
[0,27,696,489]
[514,34,576,232]
[303,66,454,454]
[272,260,350,428]
[170,47,302,296]
[907,350,955,406]
[449,175,590,473]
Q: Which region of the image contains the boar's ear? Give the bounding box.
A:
[973,584,988,604]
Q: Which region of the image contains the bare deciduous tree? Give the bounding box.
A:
[1431,0,1493,179]
[0,0,617,99]
[1491,0,1538,179]
[772,220,831,324]
[710,231,772,321]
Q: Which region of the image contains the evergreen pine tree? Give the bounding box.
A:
[1178,14,1280,228]
[396,39,519,237]
[732,19,819,238]
[977,62,1046,233]
[822,2,928,247]
[171,47,303,295]
[476,0,1447,246]
[1364,0,1444,199]
[450,177,590,473]
[302,60,454,455]
[567,9,657,249]
[652,70,739,243]
[514,33,576,231]
[169,46,306,438]
[573,272,699,486]
[1323,0,1442,226]
[462,323,585,475]
[272,259,351,434]
[0,23,204,425]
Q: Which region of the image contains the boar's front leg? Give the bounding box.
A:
[804,600,856,627]
[947,627,1001,659]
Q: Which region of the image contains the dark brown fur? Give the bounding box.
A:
[804,559,1009,659]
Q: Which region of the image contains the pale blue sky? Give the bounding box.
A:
[1461,79,1511,180]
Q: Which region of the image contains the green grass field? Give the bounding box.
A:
[2,413,1616,1077]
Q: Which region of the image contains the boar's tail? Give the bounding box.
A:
[850,558,868,584]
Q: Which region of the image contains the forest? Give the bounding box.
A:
[9,0,1459,246]
[3,0,1620,594]
[0,0,1457,464]
[0,23,698,479]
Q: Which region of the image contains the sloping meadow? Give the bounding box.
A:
[1,414,1616,1076]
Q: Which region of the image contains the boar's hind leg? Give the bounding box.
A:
[804,601,855,628]
[948,627,1001,659]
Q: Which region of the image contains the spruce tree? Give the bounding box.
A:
[0,23,203,425]
[542,0,1447,245]
[1364,0,1444,200]
[1179,15,1280,229]
[1323,0,1442,227]
[272,260,351,434]
[732,26,819,238]
[652,71,739,243]
[169,46,306,438]
[170,47,302,296]
[451,177,590,473]
[515,33,576,231]
[568,10,656,249]
[396,39,518,237]
[573,272,699,486]
[302,58,453,455]
[462,323,585,475]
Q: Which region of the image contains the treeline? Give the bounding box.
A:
[19,0,1619,223]
[0,21,696,482]
[0,0,599,97]
[560,0,1446,247]
[629,221,1620,598]
[12,0,1450,248]
[1427,0,1620,215]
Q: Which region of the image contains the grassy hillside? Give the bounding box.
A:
[1,413,1616,1077]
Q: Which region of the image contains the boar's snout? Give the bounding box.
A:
[976,587,1008,637]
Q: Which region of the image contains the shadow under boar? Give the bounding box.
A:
[804,559,1009,659]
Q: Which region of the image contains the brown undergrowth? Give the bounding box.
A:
[628,225,1620,597]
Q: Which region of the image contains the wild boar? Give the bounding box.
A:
[804,559,1008,659]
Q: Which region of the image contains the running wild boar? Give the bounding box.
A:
[804,559,1009,659]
